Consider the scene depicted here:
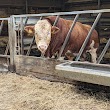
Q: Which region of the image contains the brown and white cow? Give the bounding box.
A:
[24,16,99,63]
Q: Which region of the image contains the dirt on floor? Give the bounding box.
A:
[0,73,110,110]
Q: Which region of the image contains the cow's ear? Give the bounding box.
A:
[24,26,35,36]
[51,26,60,34]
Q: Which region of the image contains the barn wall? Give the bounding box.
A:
[65,0,110,11]
[0,0,65,16]
[0,0,109,16]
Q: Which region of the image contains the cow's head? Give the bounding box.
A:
[24,19,60,54]
[35,20,60,54]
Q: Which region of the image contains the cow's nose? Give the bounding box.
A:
[38,45,47,52]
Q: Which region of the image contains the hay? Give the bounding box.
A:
[100,38,108,44]
[0,73,110,110]
[0,36,8,47]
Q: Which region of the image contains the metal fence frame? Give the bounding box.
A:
[0,17,11,72]
[9,9,110,72]
[0,18,10,57]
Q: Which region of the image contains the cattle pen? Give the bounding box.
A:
[0,9,110,86]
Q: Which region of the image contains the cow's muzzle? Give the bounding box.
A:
[38,45,48,54]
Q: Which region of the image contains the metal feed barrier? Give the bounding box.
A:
[0,18,10,72]
[3,9,110,86]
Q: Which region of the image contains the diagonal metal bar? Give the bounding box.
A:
[0,20,4,35]
[75,12,102,61]
[53,15,60,26]
[58,14,79,58]
[24,17,29,26]
[26,36,35,56]
[97,38,110,64]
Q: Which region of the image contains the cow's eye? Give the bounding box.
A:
[38,38,41,40]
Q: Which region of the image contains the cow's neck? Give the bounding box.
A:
[44,16,59,26]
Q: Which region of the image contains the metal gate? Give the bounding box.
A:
[0,18,10,72]
[8,9,110,86]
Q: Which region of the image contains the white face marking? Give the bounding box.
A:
[87,40,97,63]
[34,20,51,53]
[35,20,51,39]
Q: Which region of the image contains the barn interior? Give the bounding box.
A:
[0,0,109,64]
[0,1,110,109]
[0,0,109,15]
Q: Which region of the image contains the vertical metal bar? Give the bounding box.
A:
[17,23,20,55]
[97,38,110,64]
[13,16,17,56]
[17,17,28,54]
[75,12,102,61]
[0,20,4,35]
[5,41,9,55]
[58,14,79,58]
[26,16,43,56]
[97,0,101,37]
[20,17,24,55]
[8,16,16,72]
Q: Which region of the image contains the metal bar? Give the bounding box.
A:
[20,17,24,55]
[0,54,10,58]
[24,17,29,26]
[8,16,16,72]
[0,18,9,20]
[4,18,12,55]
[97,0,101,36]
[0,20,4,35]
[12,9,110,18]
[58,14,79,58]
[19,17,29,55]
[17,23,20,55]
[5,41,9,55]
[26,37,35,56]
[12,17,18,55]
[26,16,43,56]
[75,13,102,61]
[97,38,110,64]
[53,15,60,26]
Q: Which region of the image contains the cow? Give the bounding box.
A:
[64,40,97,63]
[24,16,99,63]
